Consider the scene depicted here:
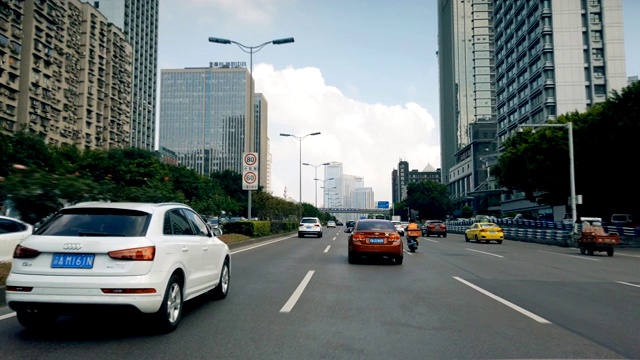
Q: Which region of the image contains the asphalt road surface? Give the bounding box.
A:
[1,229,639,359]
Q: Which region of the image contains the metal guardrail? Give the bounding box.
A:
[446,219,640,247]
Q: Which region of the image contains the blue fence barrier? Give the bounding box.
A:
[446,218,640,248]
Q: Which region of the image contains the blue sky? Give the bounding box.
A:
[157,0,639,205]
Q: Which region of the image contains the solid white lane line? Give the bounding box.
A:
[537,250,601,261]
[453,276,551,324]
[466,248,504,258]
[324,245,331,253]
[616,253,640,258]
[617,281,640,288]
[231,236,292,254]
[280,270,315,313]
[0,312,16,321]
[425,239,439,243]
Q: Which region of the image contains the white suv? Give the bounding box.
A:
[298,217,323,238]
[6,202,231,334]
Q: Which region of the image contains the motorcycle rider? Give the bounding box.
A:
[406,212,420,245]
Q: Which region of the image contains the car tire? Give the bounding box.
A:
[154,274,183,334]
[318,232,323,238]
[465,234,470,242]
[209,259,230,300]
[395,256,403,265]
[16,309,58,332]
[580,248,586,255]
[475,235,480,242]
[443,233,447,238]
[497,240,503,244]
[298,232,303,238]
[606,248,614,257]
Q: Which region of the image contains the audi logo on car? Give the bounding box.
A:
[62,243,83,250]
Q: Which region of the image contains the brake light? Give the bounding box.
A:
[480,229,488,233]
[351,233,367,242]
[13,245,41,259]
[389,233,402,242]
[108,246,155,261]
[497,229,504,233]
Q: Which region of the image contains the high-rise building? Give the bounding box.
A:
[1,0,133,149]
[494,0,626,143]
[324,162,343,207]
[494,0,626,215]
[353,187,375,210]
[159,62,258,178]
[392,159,441,204]
[438,0,496,188]
[88,0,159,151]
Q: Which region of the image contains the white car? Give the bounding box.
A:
[0,216,33,262]
[327,221,336,228]
[391,221,404,236]
[298,217,323,238]
[6,202,230,334]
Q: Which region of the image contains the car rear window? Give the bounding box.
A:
[480,223,497,228]
[301,218,318,224]
[35,208,151,237]
[356,221,395,231]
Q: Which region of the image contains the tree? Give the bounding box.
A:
[493,81,640,218]
[403,180,452,221]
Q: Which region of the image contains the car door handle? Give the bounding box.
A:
[182,246,188,252]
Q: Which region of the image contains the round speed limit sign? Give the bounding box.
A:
[244,171,257,184]
[244,153,257,166]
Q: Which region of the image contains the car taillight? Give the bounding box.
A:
[108,246,155,261]
[351,233,366,242]
[497,229,503,233]
[480,229,488,233]
[389,233,402,242]
[102,288,157,294]
[13,245,41,259]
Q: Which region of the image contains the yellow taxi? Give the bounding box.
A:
[464,222,504,244]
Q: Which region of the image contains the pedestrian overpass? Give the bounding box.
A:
[317,207,390,214]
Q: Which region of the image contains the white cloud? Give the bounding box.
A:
[254,64,440,205]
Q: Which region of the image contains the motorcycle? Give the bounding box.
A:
[405,228,421,252]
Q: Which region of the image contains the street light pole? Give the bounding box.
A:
[517,122,577,236]
[303,162,330,207]
[208,36,294,219]
[280,132,321,219]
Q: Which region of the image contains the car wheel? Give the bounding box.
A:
[475,235,479,242]
[298,232,303,238]
[318,232,323,238]
[16,309,58,332]
[395,256,403,265]
[465,233,470,242]
[154,274,183,334]
[606,248,614,257]
[209,259,230,300]
[580,248,586,255]
[348,252,356,264]
[587,249,594,256]
[497,240,503,244]
[443,233,447,238]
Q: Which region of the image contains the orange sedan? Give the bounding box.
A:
[347,219,403,265]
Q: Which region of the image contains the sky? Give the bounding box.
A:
[157,0,640,206]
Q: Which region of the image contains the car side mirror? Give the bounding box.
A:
[212,226,223,237]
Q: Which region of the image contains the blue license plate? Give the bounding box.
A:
[51,254,95,269]
[369,238,384,244]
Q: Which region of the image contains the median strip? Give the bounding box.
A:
[454,276,551,324]
[280,270,315,313]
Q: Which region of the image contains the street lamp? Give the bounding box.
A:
[517,122,577,236]
[280,132,321,218]
[208,36,294,220]
[302,162,330,207]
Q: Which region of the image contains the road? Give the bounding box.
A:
[0,229,639,359]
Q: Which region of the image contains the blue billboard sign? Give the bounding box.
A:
[377,201,390,209]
